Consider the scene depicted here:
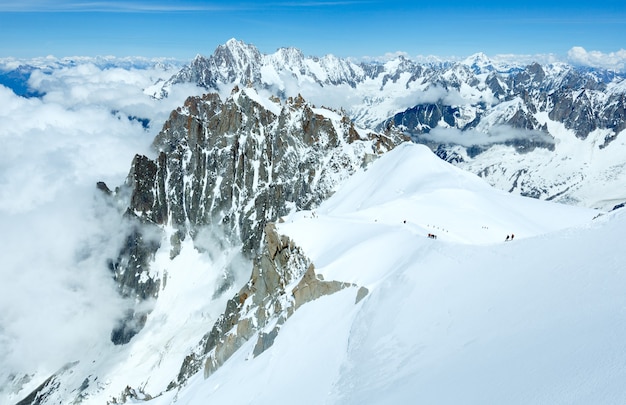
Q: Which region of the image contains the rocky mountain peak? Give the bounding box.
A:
[99,87,406,345]
[216,38,262,67]
[272,46,306,65]
[462,52,494,73]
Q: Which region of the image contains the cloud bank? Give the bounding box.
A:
[420,125,555,148]
[0,60,203,391]
[568,46,626,72]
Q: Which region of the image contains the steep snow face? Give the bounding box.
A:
[157,143,625,405]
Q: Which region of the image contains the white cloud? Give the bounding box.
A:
[0,1,231,12]
[0,190,130,374]
[421,125,555,148]
[490,53,562,67]
[0,61,199,387]
[567,47,626,72]
[0,84,150,213]
[353,51,411,63]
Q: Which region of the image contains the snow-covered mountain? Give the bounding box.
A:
[101,86,403,345]
[155,39,625,142]
[154,144,626,405]
[5,41,626,405]
[153,39,626,209]
[3,87,406,403]
[11,140,625,404]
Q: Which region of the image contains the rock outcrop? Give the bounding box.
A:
[168,222,365,390]
[123,88,401,256]
[99,87,403,344]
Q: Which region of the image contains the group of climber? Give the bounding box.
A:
[426,232,515,241]
[400,219,516,242]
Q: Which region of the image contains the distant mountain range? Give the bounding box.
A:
[150,39,626,209]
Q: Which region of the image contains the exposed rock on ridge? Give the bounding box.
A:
[101,86,403,343]
[168,222,365,391]
[391,62,625,144]
[129,87,401,256]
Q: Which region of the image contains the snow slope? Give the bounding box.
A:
[456,118,626,210]
[152,143,626,404]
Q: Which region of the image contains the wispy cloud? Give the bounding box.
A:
[272,1,374,6]
[0,0,235,12]
[354,51,411,63]
[0,59,206,393]
[568,46,626,72]
[420,126,555,148]
[0,0,373,12]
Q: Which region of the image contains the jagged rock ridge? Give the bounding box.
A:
[156,39,626,147]
[103,84,393,399]
[123,86,400,256]
[103,86,402,341]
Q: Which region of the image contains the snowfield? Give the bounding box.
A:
[3,51,626,405]
[154,143,626,404]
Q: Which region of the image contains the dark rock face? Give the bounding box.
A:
[128,89,401,258]
[434,144,465,164]
[15,362,80,405]
[392,103,465,134]
[110,309,148,345]
[109,221,161,300]
[105,221,160,344]
[101,87,404,344]
[550,89,626,140]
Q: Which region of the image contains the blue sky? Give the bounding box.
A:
[0,0,624,60]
